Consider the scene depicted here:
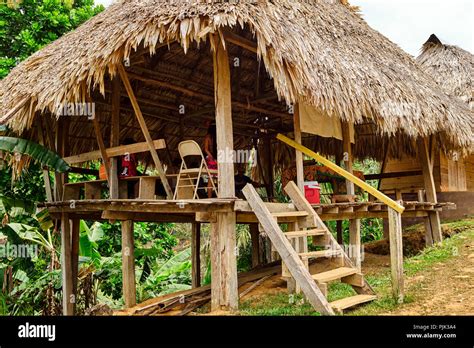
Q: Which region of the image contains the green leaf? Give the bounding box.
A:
[0,195,36,217]
[0,136,70,172]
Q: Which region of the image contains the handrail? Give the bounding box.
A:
[277,133,405,214]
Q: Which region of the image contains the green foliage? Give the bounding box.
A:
[0,137,70,172]
[0,162,46,203]
[0,0,104,78]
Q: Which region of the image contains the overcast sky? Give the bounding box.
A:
[95,0,473,56]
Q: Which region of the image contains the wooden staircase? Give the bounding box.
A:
[242,182,376,315]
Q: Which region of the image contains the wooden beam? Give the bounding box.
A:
[191,222,201,288]
[92,116,111,184]
[418,138,442,244]
[294,103,304,192]
[223,30,258,54]
[210,34,238,312]
[64,139,166,165]
[118,63,173,199]
[110,77,121,199]
[127,72,289,119]
[61,213,73,315]
[121,220,136,308]
[277,133,405,214]
[36,121,53,202]
[388,206,404,303]
[243,184,335,315]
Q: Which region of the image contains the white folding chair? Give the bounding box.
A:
[173,140,218,199]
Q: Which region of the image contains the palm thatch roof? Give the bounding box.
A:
[1,0,473,166]
[417,34,474,110]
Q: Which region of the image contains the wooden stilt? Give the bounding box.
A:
[294,103,304,192]
[191,222,201,288]
[61,213,74,315]
[342,122,361,269]
[71,219,80,314]
[121,220,136,308]
[36,122,53,202]
[418,138,442,244]
[388,207,404,303]
[110,77,121,199]
[250,223,260,268]
[210,34,238,312]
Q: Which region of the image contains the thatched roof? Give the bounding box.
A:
[417,34,474,110]
[1,0,473,164]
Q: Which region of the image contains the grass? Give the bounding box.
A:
[237,219,474,316]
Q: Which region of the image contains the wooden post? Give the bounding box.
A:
[294,103,304,192]
[264,136,274,200]
[60,213,73,315]
[342,122,361,270]
[118,64,173,199]
[250,223,260,268]
[121,220,136,308]
[36,122,53,202]
[418,138,442,244]
[71,219,80,314]
[54,118,68,201]
[388,206,404,303]
[210,34,238,312]
[92,116,111,184]
[191,222,201,288]
[110,77,121,199]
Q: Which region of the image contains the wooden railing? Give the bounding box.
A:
[277,133,405,303]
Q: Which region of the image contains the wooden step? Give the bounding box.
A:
[285,228,326,238]
[330,294,377,313]
[311,267,357,283]
[271,211,308,218]
[299,249,342,260]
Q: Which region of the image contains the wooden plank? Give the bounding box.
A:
[191,223,201,288]
[110,77,121,199]
[118,63,172,199]
[418,138,442,244]
[277,134,405,213]
[210,35,238,312]
[64,139,166,165]
[388,207,404,303]
[242,184,335,315]
[36,122,53,202]
[312,267,357,283]
[92,116,111,184]
[84,182,102,200]
[330,294,377,313]
[71,219,80,314]
[121,220,136,308]
[61,214,73,315]
[294,103,304,192]
[349,218,361,271]
[138,177,156,199]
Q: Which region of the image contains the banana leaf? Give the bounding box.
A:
[0,136,70,172]
[0,195,36,217]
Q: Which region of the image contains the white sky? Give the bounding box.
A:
[94,0,474,56]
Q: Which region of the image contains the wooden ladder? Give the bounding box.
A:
[242,182,376,315]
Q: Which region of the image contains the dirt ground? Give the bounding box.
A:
[240,234,474,315]
[388,235,474,315]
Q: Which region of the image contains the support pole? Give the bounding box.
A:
[121,220,136,308]
[250,223,260,268]
[61,213,73,315]
[294,103,304,192]
[92,116,111,184]
[388,206,404,303]
[110,77,121,199]
[418,138,442,244]
[118,64,173,199]
[191,222,201,288]
[342,122,361,270]
[210,34,238,312]
[71,219,80,314]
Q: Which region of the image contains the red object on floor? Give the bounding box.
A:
[304,181,321,204]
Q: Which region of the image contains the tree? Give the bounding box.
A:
[0,0,104,78]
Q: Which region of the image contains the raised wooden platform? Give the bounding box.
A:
[42,199,457,223]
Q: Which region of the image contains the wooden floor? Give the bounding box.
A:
[42,199,456,223]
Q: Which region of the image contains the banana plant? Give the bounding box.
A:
[0,136,70,173]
